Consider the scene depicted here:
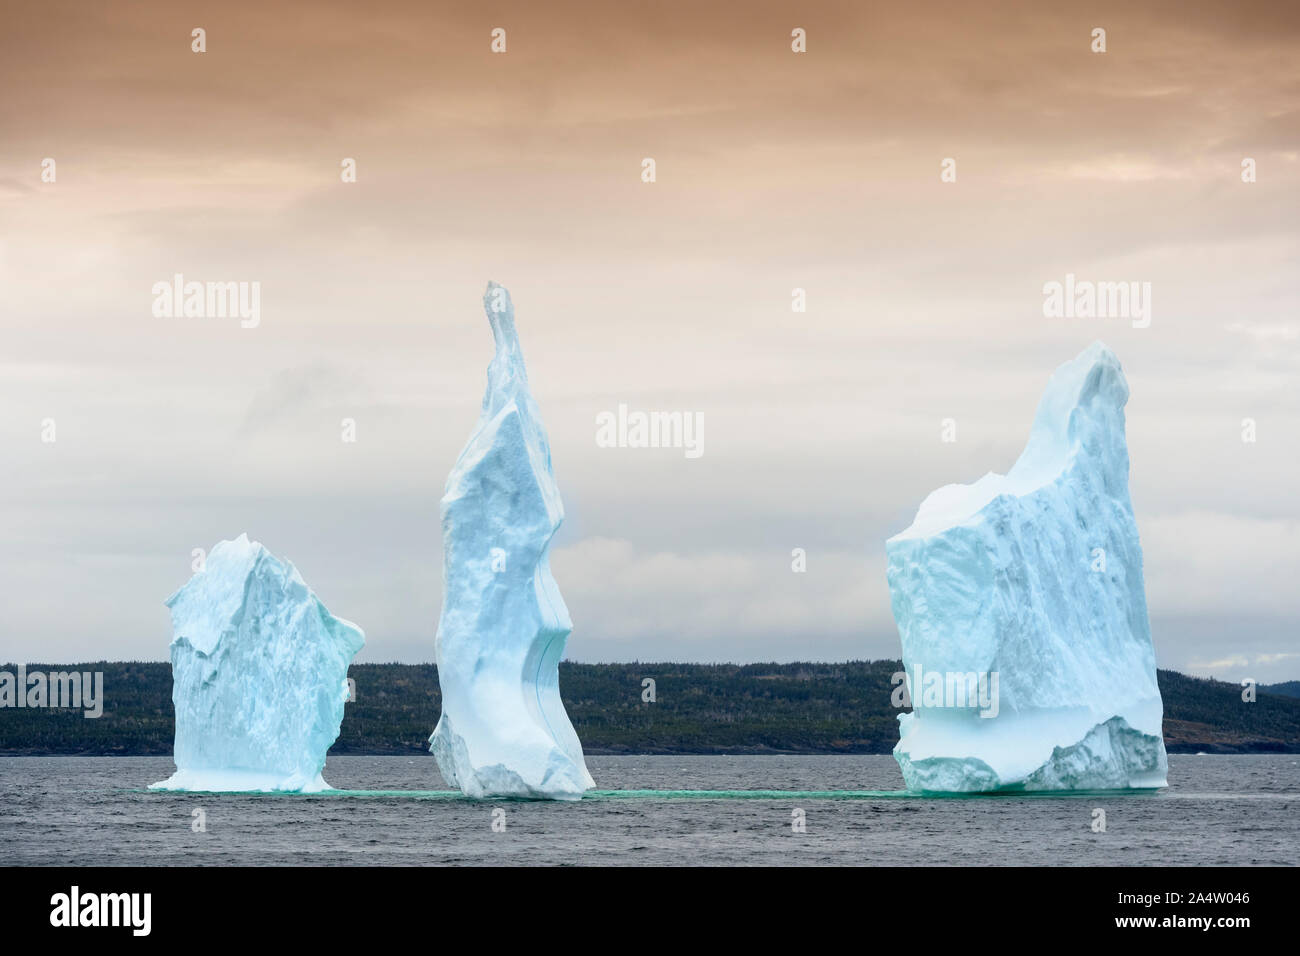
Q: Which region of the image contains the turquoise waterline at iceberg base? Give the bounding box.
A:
[133,786,1166,801]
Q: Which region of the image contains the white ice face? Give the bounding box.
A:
[429,283,595,801]
[886,342,1168,792]
[150,534,364,793]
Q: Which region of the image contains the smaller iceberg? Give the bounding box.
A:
[150,534,364,793]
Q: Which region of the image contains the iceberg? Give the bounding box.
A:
[887,342,1168,792]
[430,282,594,800]
[150,534,364,793]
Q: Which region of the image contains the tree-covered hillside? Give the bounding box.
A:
[1,660,1297,755]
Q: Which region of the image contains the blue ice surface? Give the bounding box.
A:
[886,343,1168,793]
[150,535,364,793]
[429,283,594,800]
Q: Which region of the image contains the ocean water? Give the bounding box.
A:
[2,754,1296,865]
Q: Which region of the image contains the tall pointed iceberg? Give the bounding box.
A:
[887,342,1167,792]
[151,534,364,793]
[430,282,594,800]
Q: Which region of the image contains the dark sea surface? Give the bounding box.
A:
[2,754,1296,865]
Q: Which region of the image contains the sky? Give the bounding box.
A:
[1,1,1297,680]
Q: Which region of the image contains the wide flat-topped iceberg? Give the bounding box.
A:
[430,282,594,800]
[150,535,364,793]
[887,342,1167,792]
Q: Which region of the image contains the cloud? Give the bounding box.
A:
[1142,511,1300,616]
[555,537,893,662]
[240,364,373,436]
[1189,655,1251,671]
[1225,321,1300,342]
